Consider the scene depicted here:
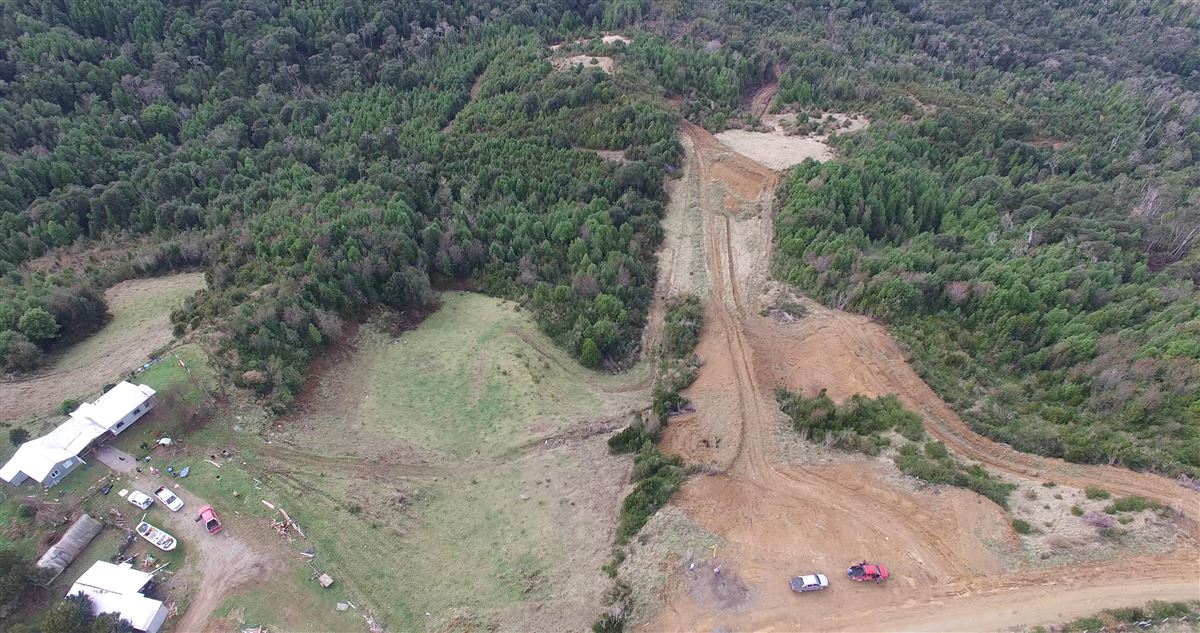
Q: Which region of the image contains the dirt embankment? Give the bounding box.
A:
[632,123,1200,632]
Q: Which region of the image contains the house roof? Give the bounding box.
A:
[72,382,156,431]
[0,416,103,483]
[69,561,164,632]
[1,382,155,484]
[72,560,154,596]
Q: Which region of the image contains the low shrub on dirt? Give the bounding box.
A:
[1070,505,1084,516]
[662,296,703,359]
[592,614,625,633]
[1082,511,1115,528]
[1063,600,1200,632]
[615,441,687,544]
[1011,518,1033,534]
[1103,495,1165,514]
[777,388,924,451]
[894,442,1015,508]
[1084,486,1111,500]
[608,421,656,454]
[651,386,690,423]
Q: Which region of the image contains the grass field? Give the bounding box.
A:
[3,292,648,631]
[1,272,206,425]
[256,292,647,631]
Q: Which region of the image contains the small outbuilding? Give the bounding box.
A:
[67,561,168,633]
[35,514,104,582]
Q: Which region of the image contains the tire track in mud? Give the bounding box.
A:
[646,123,1199,631]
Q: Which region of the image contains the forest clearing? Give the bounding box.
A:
[713,112,870,169]
[249,292,650,631]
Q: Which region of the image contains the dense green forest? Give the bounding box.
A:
[753,1,1200,475]
[0,0,679,409]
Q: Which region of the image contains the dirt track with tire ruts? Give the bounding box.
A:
[641,123,1200,631]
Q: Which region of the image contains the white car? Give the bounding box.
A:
[127,491,154,510]
[789,573,830,593]
[154,485,184,512]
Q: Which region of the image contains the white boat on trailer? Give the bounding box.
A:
[136,521,177,551]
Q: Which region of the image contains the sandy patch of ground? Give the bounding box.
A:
[549,33,630,51]
[551,55,614,74]
[0,272,206,424]
[577,147,628,163]
[633,123,1200,632]
[715,112,869,169]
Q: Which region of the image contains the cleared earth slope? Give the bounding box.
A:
[636,124,1199,631]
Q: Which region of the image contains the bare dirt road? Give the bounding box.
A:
[134,476,281,632]
[639,123,1200,631]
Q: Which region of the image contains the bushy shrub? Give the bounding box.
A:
[59,398,81,416]
[1011,518,1032,534]
[778,389,924,449]
[1103,496,1164,514]
[1084,486,1110,500]
[662,296,703,359]
[608,422,655,454]
[895,442,1015,508]
[615,442,686,543]
[8,428,29,447]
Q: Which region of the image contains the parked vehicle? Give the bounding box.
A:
[847,562,889,583]
[789,574,829,592]
[197,505,223,535]
[136,521,177,551]
[100,483,113,495]
[154,485,184,511]
[127,491,154,510]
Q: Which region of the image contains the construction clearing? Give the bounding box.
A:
[619,123,1200,631]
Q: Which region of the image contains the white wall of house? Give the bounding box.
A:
[109,395,156,436]
[43,457,84,487]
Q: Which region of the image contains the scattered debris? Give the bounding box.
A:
[205,459,223,469]
[336,603,349,612]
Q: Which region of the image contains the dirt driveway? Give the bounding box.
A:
[639,123,1200,631]
[131,475,280,631]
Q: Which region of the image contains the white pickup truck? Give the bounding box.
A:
[154,485,184,512]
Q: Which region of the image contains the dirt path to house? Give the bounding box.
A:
[639,123,1199,631]
[0,273,205,423]
[136,476,282,632]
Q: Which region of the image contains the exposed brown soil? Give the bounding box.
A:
[634,123,1200,631]
[747,66,780,118]
[0,273,206,423]
[132,475,284,632]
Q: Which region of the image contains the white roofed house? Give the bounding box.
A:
[0,382,156,487]
[70,381,157,437]
[67,561,169,633]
